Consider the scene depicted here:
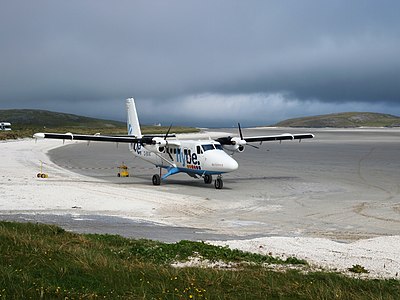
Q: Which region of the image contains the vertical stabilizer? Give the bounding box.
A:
[126,98,142,138]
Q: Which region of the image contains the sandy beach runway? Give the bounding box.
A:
[1,128,400,278]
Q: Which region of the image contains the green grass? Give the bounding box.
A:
[348,264,370,274]
[0,221,399,299]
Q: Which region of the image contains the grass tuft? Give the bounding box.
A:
[348,264,370,274]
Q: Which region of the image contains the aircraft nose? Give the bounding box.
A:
[204,151,239,173]
[224,156,239,172]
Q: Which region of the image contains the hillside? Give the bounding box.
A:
[0,109,125,129]
[275,112,400,128]
[0,108,199,140]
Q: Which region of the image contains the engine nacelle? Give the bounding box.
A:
[142,137,167,153]
[143,144,158,152]
[152,137,167,147]
[222,144,246,153]
[143,144,166,153]
[222,137,246,153]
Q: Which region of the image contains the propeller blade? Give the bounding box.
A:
[164,124,173,160]
[164,124,173,140]
[167,150,174,161]
[247,143,259,149]
[238,123,244,140]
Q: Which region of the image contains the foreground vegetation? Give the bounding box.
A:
[0,222,399,299]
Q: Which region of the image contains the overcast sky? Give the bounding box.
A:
[1,1,400,126]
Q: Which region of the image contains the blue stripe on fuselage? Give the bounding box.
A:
[159,166,225,180]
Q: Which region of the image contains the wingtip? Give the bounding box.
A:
[33,133,45,139]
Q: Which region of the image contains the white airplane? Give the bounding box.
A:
[34,98,314,189]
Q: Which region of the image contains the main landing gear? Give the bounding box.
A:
[203,174,213,184]
[152,167,162,186]
[152,174,161,186]
[204,174,223,189]
[152,170,224,189]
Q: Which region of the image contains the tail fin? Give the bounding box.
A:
[126,98,142,138]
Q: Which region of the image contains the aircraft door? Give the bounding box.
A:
[196,145,203,155]
[196,145,205,164]
[184,148,192,164]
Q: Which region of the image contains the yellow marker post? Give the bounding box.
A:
[37,160,48,178]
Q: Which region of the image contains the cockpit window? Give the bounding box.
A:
[201,144,223,151]
[201,144,215,151]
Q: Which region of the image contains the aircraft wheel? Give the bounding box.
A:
[214,178,223,189]
[117,173,121,177]
[37,173,41,178]
[204,174,212,184]
[152,174,161,186]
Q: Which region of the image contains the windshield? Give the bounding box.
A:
[202,144,214,152]
[201,144,223,151]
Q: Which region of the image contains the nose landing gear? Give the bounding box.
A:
[214,175,223,190]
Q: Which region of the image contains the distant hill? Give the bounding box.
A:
[274,112,400,128]
[0,108,199,140]
[0,109,125,129]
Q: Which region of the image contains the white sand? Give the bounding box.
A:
[0,139,210,226]
[1,139,399,279]
[210,236,400,279]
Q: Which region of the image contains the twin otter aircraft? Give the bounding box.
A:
[34,98,314,189]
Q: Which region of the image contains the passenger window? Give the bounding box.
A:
[197,145,203,154]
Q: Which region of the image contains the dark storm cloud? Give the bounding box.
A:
[1,1,400,125]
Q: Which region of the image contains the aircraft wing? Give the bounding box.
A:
[33,132,142,143]
[216,132,314,147]
[33,132,181,147]
[243,133,314,143]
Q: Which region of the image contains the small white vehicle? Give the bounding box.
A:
[0,122,11,131]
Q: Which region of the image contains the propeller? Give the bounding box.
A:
[238,123,243,140]
[164,124,174,160]
[164,124,173,140]
[238,123,259,149]
[246,143,259,149]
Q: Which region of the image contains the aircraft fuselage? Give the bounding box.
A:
[129,139,239,176]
